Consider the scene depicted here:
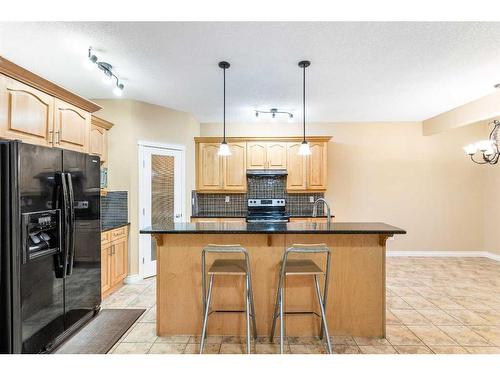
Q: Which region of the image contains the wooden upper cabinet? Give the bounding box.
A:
[247,142,267,169]
[54,98,91,153]
[223,142,247,191]
[90,125,106,162]
[90,116,113,164]
[266,142,287,169]
[247,141,287,169]
[286,143,307,191]
[0,75,54,146]
[307,142,328,190]
[197,143,223,191]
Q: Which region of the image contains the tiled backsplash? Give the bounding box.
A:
[101,191,128,229]
[193,176,325,216]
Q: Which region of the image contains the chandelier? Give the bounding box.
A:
[463,120,500,165]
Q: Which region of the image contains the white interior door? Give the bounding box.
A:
[139,143,185,278]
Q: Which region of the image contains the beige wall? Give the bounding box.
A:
[201,121,486,253]
[423,90,500,135]
[94,99,200,276]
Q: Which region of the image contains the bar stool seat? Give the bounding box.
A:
[270,243,333,354]
[282,259,324,275]
[200,244,257,354]
[208,259,247,275]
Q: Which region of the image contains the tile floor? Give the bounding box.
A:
[103,257,500,354]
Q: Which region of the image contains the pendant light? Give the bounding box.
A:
[298,60,312,156]
[217,61,231,156]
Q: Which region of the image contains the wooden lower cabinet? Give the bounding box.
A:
[101,226,129,298]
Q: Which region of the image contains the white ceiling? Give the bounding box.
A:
[1,22,500,123]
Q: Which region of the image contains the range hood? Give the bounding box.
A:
[246,169,288,177]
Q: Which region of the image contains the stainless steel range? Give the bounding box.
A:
[246,198,289,223]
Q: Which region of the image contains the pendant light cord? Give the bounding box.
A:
[302,65,306,143]
[223,66,226,142]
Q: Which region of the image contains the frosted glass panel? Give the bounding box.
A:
[150,154,175,261]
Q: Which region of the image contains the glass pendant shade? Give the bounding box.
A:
[298,140,312,156]
[463,144,477,155]
[218,141,231,156]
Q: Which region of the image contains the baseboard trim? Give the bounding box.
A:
[124,274,143,284]
[387,250,500,261]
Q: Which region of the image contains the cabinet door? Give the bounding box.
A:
[0,75,54,146]
[223,142,247,191]
[90,124,107,163]
[54,98,90,153]
[246,142,267,169]
[101,243,112,295]
[111,238,128,285]
[197,143,223,191]
[307,142,328,190]
[266,142,287,169]
[286,143,307,191]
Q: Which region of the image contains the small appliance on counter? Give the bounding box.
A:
[246,198,289,223]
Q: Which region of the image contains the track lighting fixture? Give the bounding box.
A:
[254,108,294,120]
[85,47,125,96]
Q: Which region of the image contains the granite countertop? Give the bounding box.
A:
[141,222,406,235]
[102,222,130,232]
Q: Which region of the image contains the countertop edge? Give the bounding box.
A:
[101,222,130,232]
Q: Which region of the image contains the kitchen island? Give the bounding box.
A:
[140,222,406,338]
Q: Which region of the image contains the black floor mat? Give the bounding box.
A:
[55,309,145,354]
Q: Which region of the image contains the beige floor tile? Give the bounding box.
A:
[148,343,187,354]
[445,309,490,325]
[391,309,431,325]
[387,296,413,310]
[139,307,156,323]
[155,335,191,344]
[424,297,465,310]
[359,345,397,354]
[186,343,220,354]
[473,310,500,325]
[429,346,467,354]
[122,322,157,343]
[470,326,500,345]
[416,309,461,325]
[333,345,361,354]
[353,336,391,346]
[219,343,247,354]
[331,336,356,345]
[464,346,500,354]
[111,342,153,354]
[255,343,291,354]
[386,325,423,345]
[189,335,223,344]
[389,287,421,297]
[127,295,156,309]
[386,310,402,325]
[289,344,327,354]
[401,296,436,309]
[394,345,432,354]
[437,325,491,346]
[406,325,456,346]
[287,336,322,345]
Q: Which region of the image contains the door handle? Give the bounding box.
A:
[55,131,60,144]
[112,244,115,255]
[48,130,54,145]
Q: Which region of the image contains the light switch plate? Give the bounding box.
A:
[225,196,230,203]
[309,196,314,203]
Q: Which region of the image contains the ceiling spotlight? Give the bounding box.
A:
[113,83,124,96]
[84,47,98,70]
[494,83,500,89]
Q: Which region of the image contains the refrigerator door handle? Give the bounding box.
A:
[65,173,76,276]
[54,172,70,278]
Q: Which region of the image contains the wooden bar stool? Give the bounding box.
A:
[200,244,257,354]
[270,244,333,354]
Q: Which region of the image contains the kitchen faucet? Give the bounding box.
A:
[312,198,332,224]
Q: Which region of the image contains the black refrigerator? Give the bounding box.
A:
[0,141,101,353]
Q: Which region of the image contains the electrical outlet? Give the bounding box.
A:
[225,196,230,203]
[309,196,314,203]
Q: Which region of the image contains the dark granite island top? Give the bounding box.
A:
[140,221,406,235]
